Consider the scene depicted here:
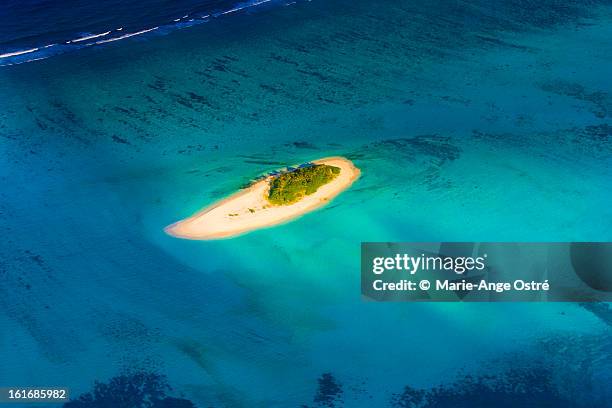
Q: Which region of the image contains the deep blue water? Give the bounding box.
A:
[1,0,612,407]
[0,0,286,65]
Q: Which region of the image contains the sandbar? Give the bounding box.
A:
[165,156,360,240]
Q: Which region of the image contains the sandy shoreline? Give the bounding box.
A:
[165,157,360,240]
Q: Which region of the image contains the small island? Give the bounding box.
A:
[165,157,360,240]
[268,164,341,205]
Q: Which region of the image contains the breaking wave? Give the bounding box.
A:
[0,0,291,67]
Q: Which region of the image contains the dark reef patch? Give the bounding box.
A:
[285,141,319,150]
[577,123,612,141]
[99,315,161,346]
[64,372,197,408]
[540,80,610,118]
[472,126,612,160]
[176,144,206,155]
[349,135,460,192]
[386,329,612,408]
[312,373,343,408]
[112,135,131,145]
[359,135,461,164]
[390,366,573,408]
[148,76,170,93]
[296,328,612,407]
[473,35,534,52]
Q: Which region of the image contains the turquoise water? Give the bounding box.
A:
[1,0,612,406]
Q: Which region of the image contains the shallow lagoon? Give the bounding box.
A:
[1,0,612,406]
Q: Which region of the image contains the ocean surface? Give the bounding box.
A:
[1,0,612,406]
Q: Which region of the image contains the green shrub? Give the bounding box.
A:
[268,164,340,205]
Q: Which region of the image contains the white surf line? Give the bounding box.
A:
[218,0,273,16]
[1,0,286,65]
[66,31,112,44]
[0,47,39,59]
[95,27,159,44]
[0,56,48,66]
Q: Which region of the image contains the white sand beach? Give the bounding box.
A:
[165,156,360,240]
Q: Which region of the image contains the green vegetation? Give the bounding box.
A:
[268,164,341,205]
